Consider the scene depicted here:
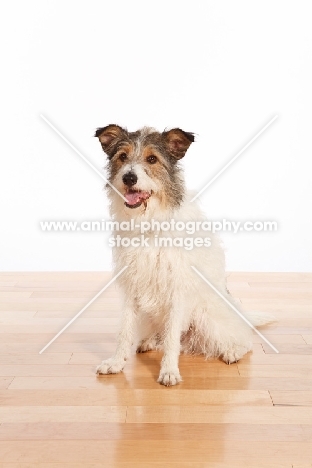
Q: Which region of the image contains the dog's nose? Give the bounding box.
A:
[122,172,138,187]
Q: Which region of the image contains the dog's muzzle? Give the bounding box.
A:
[122,172,151,209]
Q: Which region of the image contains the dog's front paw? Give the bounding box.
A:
[96,358,124,375]
[157,369,182,387]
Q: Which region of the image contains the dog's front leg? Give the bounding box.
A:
[157,303,183,387]
[96,300,135,375]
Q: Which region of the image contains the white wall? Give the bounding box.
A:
[0,0,311,271]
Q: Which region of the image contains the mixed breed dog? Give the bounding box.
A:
[94,124,272,386]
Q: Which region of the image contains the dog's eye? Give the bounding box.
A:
[119,153,128,162]
[147,155,157,164]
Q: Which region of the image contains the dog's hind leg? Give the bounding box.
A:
[192,297,253,364]
[136,335,159,353]
[136,315,159,353]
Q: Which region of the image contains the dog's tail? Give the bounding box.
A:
[244,311,276,327]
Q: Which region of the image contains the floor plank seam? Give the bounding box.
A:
[273,404,312,407]
[6,376,15,389]
[268,391,274,407]
[259,343,266,354]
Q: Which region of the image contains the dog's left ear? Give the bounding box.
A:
[163,128,195,160]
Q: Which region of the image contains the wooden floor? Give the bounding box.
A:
[0,272,312,467]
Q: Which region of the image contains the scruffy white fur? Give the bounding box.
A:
[95,126,272,386]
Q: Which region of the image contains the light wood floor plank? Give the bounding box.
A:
[238,291,312,300]
[252,334,306,344]
[262,343,312,354]
[224,281,251,289]
[270,391,312,406]
[249,281,312,291]
[0,333,116,343]
[0,281,17,287]
[0,272,111,281]
[0,292,32,299]
[0,440,310,464]
[0,389,272,406]
[228,272,312,282]
[0,318,120,333]
[34,308,120,318]
[241,352,312,364]
[257,326,312,335]
[240,301,312,312]
[0,342,116,354]
[0,463,293,468]
[8,375,312,391]
[0,353,72,365]
[0,301,121,312]
[0,422,305,441]
[0,364,107,377]
[0,406,126,423]
[125,405,312,424]
[292,464,312,468]
[237,364,312,378]
[30,290,121,298]
[0,311,37,319]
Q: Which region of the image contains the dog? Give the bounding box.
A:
[94,124,272,386]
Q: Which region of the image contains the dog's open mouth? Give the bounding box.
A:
[124,189,151,209]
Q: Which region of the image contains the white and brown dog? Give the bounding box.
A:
[95,124,271,386]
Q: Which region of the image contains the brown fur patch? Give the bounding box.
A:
[141,145,170,169]
[108,142,135,180]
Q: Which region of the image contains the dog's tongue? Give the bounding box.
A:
[125,191,150,206]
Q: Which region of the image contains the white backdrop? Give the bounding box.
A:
[0,0,311,271]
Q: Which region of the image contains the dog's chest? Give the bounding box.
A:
[115,243,184,313]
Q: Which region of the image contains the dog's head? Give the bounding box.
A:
[95,125,194,215]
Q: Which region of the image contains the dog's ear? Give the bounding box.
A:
[94,124,128,158]
[163,128,195,160]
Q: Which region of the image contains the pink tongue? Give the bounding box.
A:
[125,191,150,205]
[125,192,143,205]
